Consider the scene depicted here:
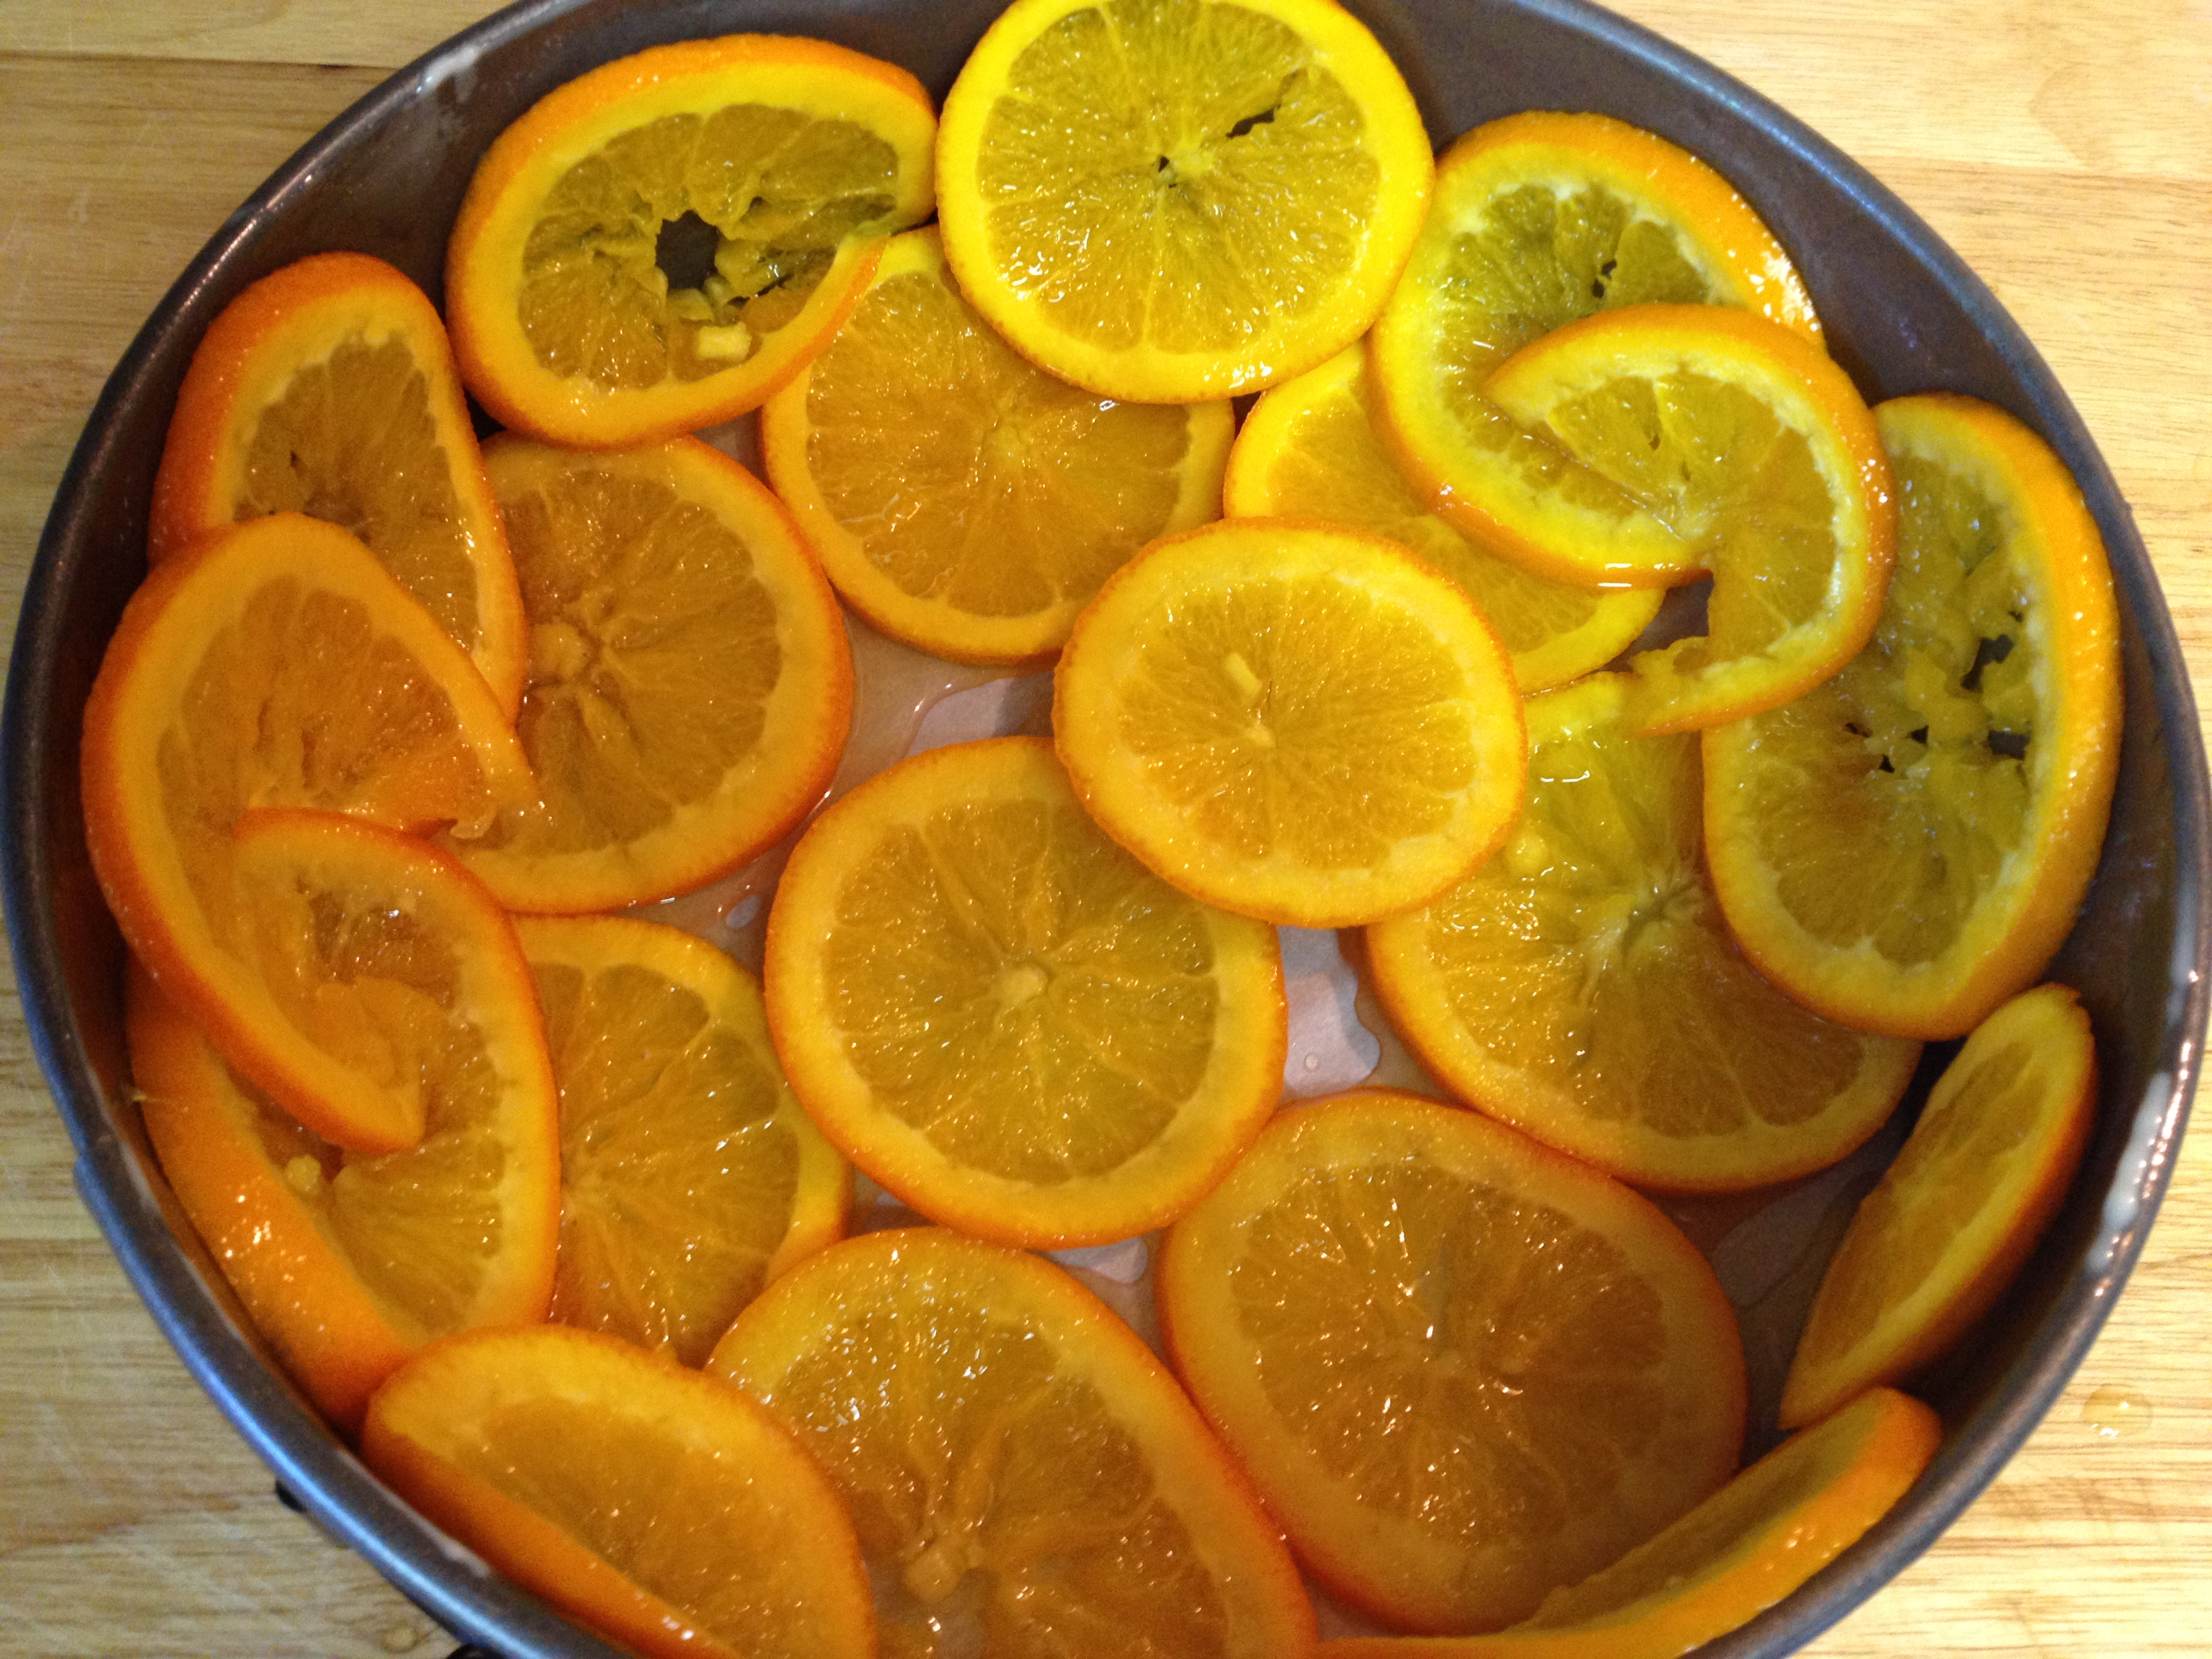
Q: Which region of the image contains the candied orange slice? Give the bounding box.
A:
[364,1325,874,1659]
[1158,1089,1746,1634]
[762,737,1284,1246]
[446,34,936,447]
[148,251,527,715]
[709,1227,1315,1658]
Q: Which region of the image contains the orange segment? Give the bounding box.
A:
[762,736,1284,1247]
[1366,673,1921,1193]
[446,34,937,447]
[1370,110,1820,578]
[709,1227,1316,1659]
[937,0,1433,401]
[1780,983,2097,1428]
[1317,1388,1940,1658]
[1158,1090,1746,1633]
[516,914,848,1366]
[452,434,852,914]
[128,956,558,1433]
[762,225,1235,663]
[1224,343,1659,692]
[1053,518,1527,927]
[1483,304,1894,733]
[363,1326,874,1659]
[1704,394,2123,1038]
[148,251,527,716]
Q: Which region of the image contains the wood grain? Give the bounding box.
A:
[1,2,2207,1656]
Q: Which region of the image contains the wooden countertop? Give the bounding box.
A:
[1,2,2207,1654]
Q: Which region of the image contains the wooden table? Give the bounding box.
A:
[2,2,2207,1654]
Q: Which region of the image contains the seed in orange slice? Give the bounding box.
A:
[708,1227,1316,1659]
[1780,983,2097,1429]
[1366,672,1920,1193]
[762,224,1235,664]
[1158,1088,1746,1633]
[763,735,1284,1247]
[1481,304,1894,733]
[1225,342,1660,693]
[81,515,535,1151]
[1704,394,2123,1039]
[451,434,851,914]
[1316,1387,1940,1658]
[445,35,936,447]
[363,1325,873,1659]
[936,0,1433,401]
[1370,110,1821,581]
[127,956,558,1433]
[1054,518,1526,927]
[516,914,848,1366]
[148,251,528,716]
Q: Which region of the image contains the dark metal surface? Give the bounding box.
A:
[3,1,2204,1654]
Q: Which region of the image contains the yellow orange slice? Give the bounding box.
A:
[1225,343,1659,692]
[762,736,1284,1246]
[762,225,1235,663]
[517,914,847,1366]
[1704,394,2123,1038]
[709,1227,1316,1658]
[148,251,528,716]
[447,34,937,446]
[1054,518,1527,926]
[363,1325,874,1659]
[937,0,1433,401]
[1158,1089,1746,1633]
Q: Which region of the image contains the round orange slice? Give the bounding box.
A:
[762,736,1284,1247]
[1316,1388,1941,1658]
[1703,394,2123,1039]
[446,34,937,447]
[937,0,1433,401]
[363,1325,874,1659]
[127,956,558,1433]
[708,1227,1316,1658]
[451,434,852,914]
[1158,1089,1746,1634]
[1780,983,2097,1429]
[1370,110,1821,576]
[1482,304,1894,733]
[1053,518,1527,927]
[1366,673,1921,1193]
[1225,342,1660,693]
[148,251,527,716]
[517,914,848,1366]
[761,224,1236,663]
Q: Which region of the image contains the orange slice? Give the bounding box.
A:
[516,914,847,1366]
[1482,304,1894,733]
[451,435,852,914]
[148,251,528,716]
[1225,342,1660,692]
[937,0,1433,401]
[1317,1388,1940,1658]
[1780,983,2097,1428]
[762,736,1284,1246]
[1053,518,1527,927]
[363,1325,874,1659]
[446,34,937,447]
[1370,110,1820,578]
[81,515,533,1151]
[1158,1089,1746,1633]
[1366,673,1921,1193]
[761,224,1235,663]
[1704,394,2123,1038]
[708,1227,1316,1658]
[127,956,558,1433]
